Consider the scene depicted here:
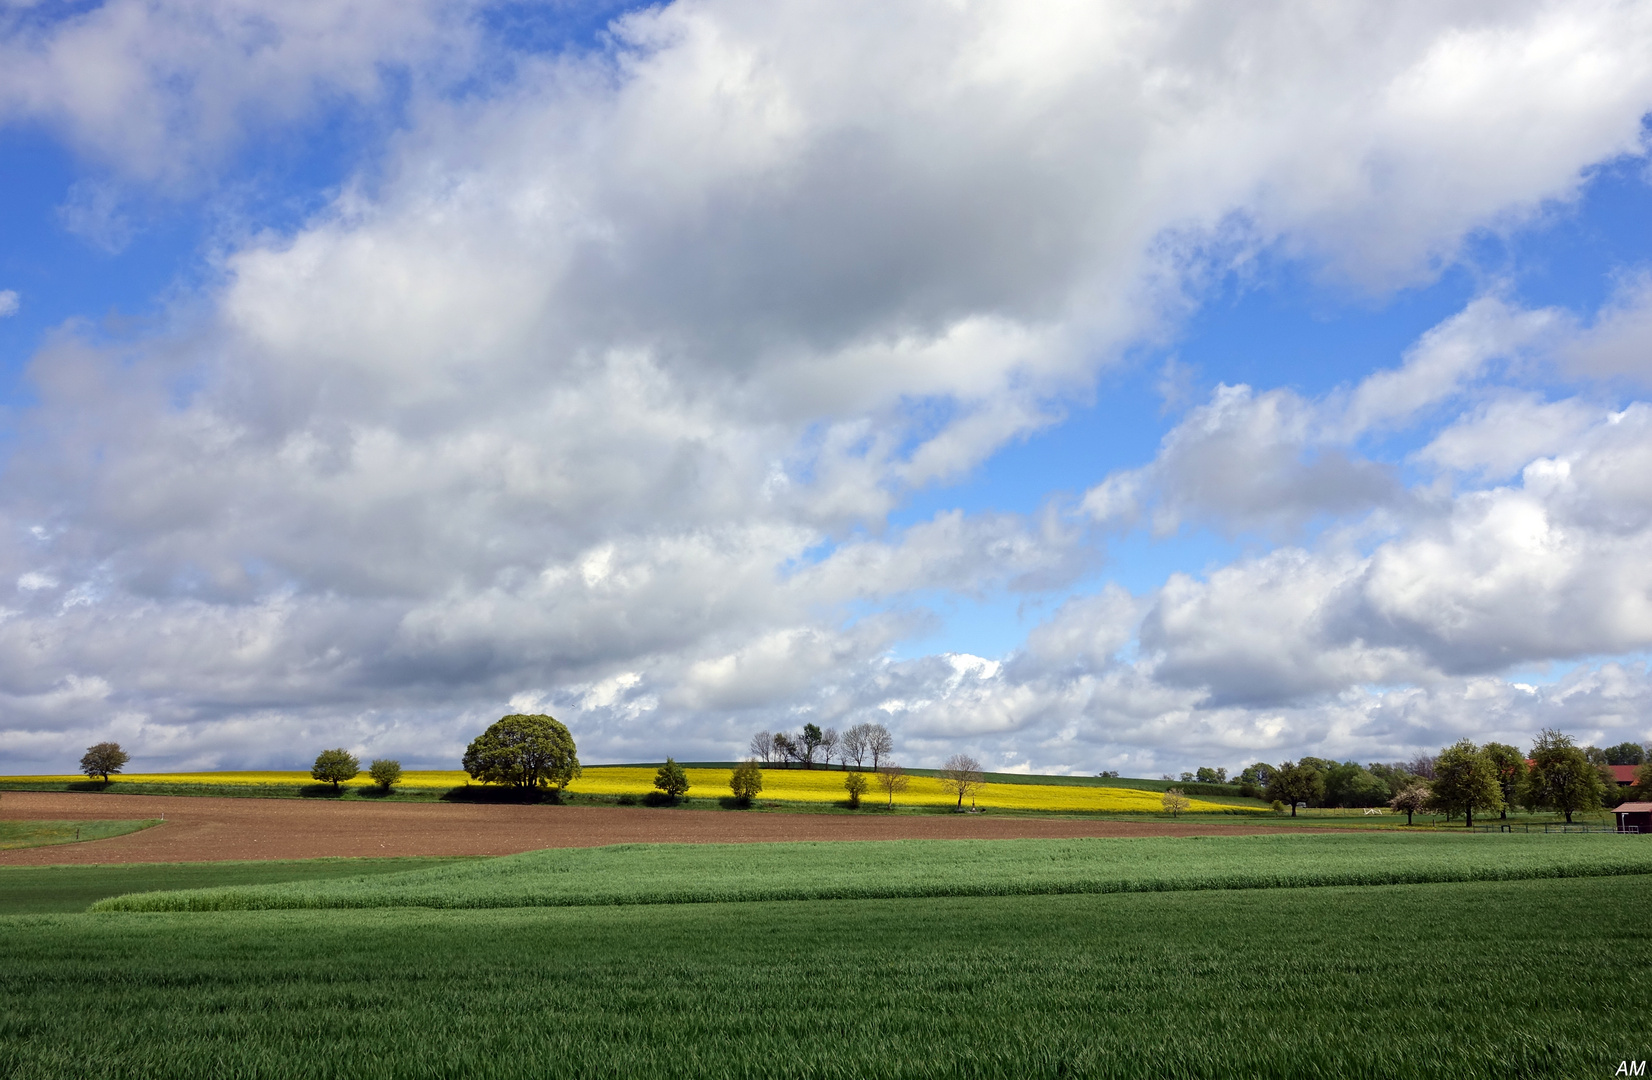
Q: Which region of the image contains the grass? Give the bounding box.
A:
[93,831,1652,912]
[0,819,161,851]
[1,874,1645,1078]
[0,857,479,915]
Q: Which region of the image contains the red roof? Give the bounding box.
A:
[1610,765,1639,784]
[1614,802,1652,813]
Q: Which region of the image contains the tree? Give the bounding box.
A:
[771,732,797,767]
[1522,729,1604,824]
[1237,762,1274,799]
[939,754,985,809]
[654,757,690,799]
[1389,784,1429,826]
[79,742,129,784]
[1161,788,1190,817]
[1266,761,1325,817]
[1635,761,1652,800]
[730,759,764,803]
[1603,741,1645,766]
[311,748,360,790]
[1481,742,1527,819]
[367,759,402,791]
[866,724,894,769]
[819,727,840,769]
[462,714,582,796]
[1324,762,1389,808]
[749,732,775,763]
[844,771,869,808]
[1424,740,1503,827]
[874,763,908,808]
[840,723,871,769]
[790,724,826,769]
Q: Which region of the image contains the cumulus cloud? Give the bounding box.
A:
[5,0,1652,772]
[0,0,475,183]
[0,289,18,317]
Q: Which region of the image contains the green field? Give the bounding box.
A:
[0,819,161,851]
[94,832,1652,912]
[0,856,477,915]
[0,874,1644,1078]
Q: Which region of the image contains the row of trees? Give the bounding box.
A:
[749,723,894,770]
[311,749,403,791]
[1259,730,1652,824]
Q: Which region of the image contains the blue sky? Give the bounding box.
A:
[3,1,1652,775]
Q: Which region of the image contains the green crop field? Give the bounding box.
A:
[0,819,161,851]
[0,872,1645,1079]
[93,831,1652,912]
[0,856,478,915]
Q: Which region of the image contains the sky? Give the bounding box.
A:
[3,0,1652,777]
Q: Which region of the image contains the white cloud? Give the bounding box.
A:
[0,0,474,184]
[0,289,17,317]
[5,0,1652,772]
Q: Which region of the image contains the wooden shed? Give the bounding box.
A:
[1613,802,1652,834]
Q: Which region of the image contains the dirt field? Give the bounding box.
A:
[0,791,1310,865]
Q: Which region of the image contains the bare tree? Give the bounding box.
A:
[840,723,871,770]
[867,724,894,769]
[772,732,797,768]
[1161,788,1191,817]
[874,763,908,808]
[939,754,985,810]
[819,727,840,769]
[749,732,774,764]
[1406,754,1437,781]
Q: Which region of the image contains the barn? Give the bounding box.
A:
[1613,802,1652,834]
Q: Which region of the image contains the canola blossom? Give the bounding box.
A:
[570,766,1248,813]
[1,766,1255,813]
[0,771,467,789]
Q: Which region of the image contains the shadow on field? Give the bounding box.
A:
[297,785,347,798]
[438,785,565,805]
[65,781,113,792]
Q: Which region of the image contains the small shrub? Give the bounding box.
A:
[1270,799,1286,815]
[368,759,402,791]
[730,759,764,804]
[844,772,869,808]
[654,758,690,800]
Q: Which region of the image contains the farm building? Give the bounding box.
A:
[1613,803,1652,834]
[1608,765,1639,788]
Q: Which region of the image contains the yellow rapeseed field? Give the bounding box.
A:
[572,766,1244,813]
[0,766,1253,813]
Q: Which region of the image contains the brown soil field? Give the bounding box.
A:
[0,791,1311,866]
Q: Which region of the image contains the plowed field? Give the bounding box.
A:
[0,791,1309,865]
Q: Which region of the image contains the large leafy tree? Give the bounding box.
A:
[462,714,582,796]
[1266,761,1325,817]
[79,742,129,783]
[311,748,360,790]
[1635,761,1652,801]
[1481,743,1527,820]
[1521,729,1604,824]
[1603,741,1645,766]
[1425,740,1503,827]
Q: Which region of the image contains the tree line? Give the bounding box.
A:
[748,722,894,770]
[1248,730,1652,824]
